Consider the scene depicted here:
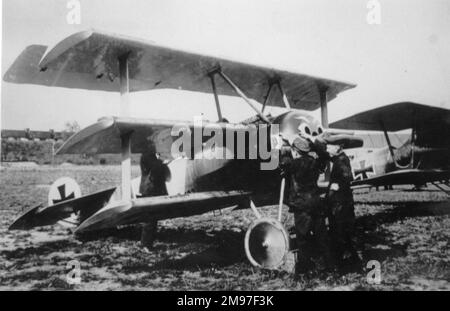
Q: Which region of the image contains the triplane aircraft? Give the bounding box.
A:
[5,29,363,269]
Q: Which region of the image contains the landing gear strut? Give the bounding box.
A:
[244,178,290,269]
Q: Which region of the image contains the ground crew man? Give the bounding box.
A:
[280,135,333,274]
[139,143,171,248]
[139,144,170,197]
[326,144,359,267]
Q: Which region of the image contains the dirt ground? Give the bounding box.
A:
[0,165,449,290]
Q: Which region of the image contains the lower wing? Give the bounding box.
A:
[351,169,450,187]
[75,190,251,234]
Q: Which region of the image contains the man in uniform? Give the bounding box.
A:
[139,144,170,197]
[326,144,360,268]
[139,143,170,248]
[280,135,333,274]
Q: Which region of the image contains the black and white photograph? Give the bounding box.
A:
[0,0,449,293]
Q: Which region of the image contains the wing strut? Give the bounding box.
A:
[380,121,410,170]
[121,131,132,201]
[411,109,417,168]
[318,83,330,179]
[261,82,275,113]
[119,54,131,117]
[277,178,286,222]
[209,73,223,122]
[209,67,270,124]
[276,81,292,110]
[318,84,329,128]
[119,53,132,200]
[261,79,292,112]
[380,121,397,162]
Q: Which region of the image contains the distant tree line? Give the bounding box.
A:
[1,139,140,165]
[1,122,139,165]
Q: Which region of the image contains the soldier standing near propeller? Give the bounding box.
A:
[326,144,360,269]
[280,135,333,275]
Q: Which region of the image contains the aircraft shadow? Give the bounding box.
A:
[356,200,449,215]
[151,244,246,271]
[77,225,242,245]
[122,228,247,273]
[76,226,142,242]
[354,200,450,263]
[0,239,78,259]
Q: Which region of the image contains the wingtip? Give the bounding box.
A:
[38,29,95,69]
[3,45,49,83]
[8,203,44,231]
[55,116,116,155]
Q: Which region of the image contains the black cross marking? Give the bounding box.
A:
[52,184,75,204]
[353,160,375,180]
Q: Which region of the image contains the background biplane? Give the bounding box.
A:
[331,102,450,193]
[4,29,362,268]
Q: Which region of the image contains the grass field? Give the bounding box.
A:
[0,165,449,290]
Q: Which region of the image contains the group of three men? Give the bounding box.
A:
[280,134,359,274]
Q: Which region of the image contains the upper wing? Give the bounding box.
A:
[330,102,450,132]
[351,169,450,187]
[4,29,355,110]
[330,102,450,149]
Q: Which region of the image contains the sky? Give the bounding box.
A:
[1,0,450,130]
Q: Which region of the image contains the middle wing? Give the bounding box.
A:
[56,116,253,161]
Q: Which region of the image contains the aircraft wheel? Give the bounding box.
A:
[244,218,290,269]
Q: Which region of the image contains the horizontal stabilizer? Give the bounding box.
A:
[9,188,116,230]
